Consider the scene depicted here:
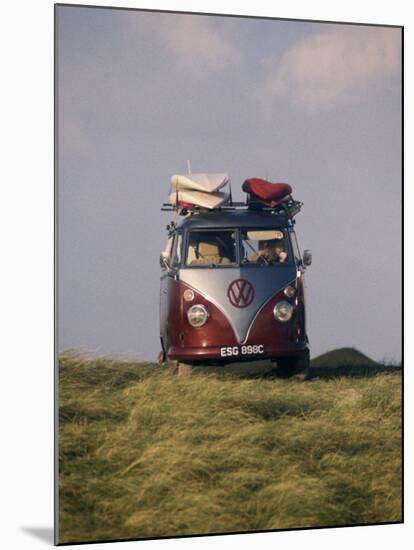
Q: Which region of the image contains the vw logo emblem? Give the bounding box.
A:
[227,278,255,308]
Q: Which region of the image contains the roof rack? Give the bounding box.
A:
[161,197,303,218]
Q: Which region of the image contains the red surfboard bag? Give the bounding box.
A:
[242,178,292,207]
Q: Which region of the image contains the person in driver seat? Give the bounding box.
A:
[251,240,287,264]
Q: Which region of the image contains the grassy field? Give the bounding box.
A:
[58,354,402,544]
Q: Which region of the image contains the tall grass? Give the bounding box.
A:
[58,356,402,544]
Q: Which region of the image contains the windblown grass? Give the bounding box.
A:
[58,355,402,544]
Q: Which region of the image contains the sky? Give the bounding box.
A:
[57,6,402,362]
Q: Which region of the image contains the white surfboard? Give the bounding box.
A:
[169,189,230,209]
[171,173,229,193]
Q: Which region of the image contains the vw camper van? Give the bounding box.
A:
[159,174,311,376]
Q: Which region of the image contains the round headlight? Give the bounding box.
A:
[283,286,295,298]
[273,301,294,322]
[187,304,209,327]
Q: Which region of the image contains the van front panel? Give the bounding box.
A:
[166,278,307,362]
[179,265,296,344]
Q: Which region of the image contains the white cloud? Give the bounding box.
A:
[260,26,400,111]
[156,13,240,76]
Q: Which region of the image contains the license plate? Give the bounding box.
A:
[220,345,265,358]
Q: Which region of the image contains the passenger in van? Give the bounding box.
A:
[275,246,288,263]
[190,241,231,265]
[251,240,287,264]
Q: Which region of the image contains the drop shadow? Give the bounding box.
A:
[21,526,54,544]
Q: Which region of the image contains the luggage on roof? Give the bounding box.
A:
[162,173,302,219]
[169,189,230,210]
[169,173,231,210]
[242,178,292,207]
[171,173,229,193]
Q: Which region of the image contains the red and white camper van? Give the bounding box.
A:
[159,175,311,376]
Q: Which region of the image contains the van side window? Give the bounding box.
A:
[171,234,182,268]
[163,237,173,258]
[290,230,302,262]
[186,231,237,266]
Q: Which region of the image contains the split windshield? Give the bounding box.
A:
[184,229,291,267]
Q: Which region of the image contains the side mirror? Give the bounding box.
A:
[160,251,171,270]
[303,249,312,266]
